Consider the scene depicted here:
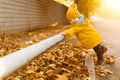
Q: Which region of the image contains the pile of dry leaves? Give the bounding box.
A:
[91,52,116,78]
[0,26,92,80]
[0,25,115,80]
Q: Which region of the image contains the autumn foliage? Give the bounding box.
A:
[75,0,102,18]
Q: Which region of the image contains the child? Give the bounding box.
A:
[61,3,107,65]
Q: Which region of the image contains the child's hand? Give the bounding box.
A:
[60,31,66,36]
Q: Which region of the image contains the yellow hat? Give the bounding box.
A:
[66,3,80,20]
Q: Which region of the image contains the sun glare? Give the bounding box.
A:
[105,0,120,10]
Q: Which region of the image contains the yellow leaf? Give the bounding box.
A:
[56,75,68,80]
[26,69,35,74]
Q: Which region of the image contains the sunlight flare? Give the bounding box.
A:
[105,0,120,10]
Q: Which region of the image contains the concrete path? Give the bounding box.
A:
[92,16,120,80]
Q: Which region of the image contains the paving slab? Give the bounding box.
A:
[85,50,96,80]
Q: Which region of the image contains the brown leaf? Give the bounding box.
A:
[56,75,68,80]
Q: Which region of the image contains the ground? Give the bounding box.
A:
[0,17,118,80]
[92,16,120,80]
[0,25,91,80]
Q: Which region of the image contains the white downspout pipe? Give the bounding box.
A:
[0,34,64,79]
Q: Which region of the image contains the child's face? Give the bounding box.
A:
[69,18,79,24]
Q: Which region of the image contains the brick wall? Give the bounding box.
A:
[0,0,67,33]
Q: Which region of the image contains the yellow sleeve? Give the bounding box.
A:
[65,24,83,35]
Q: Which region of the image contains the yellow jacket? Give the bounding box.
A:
[65,18,102,49]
